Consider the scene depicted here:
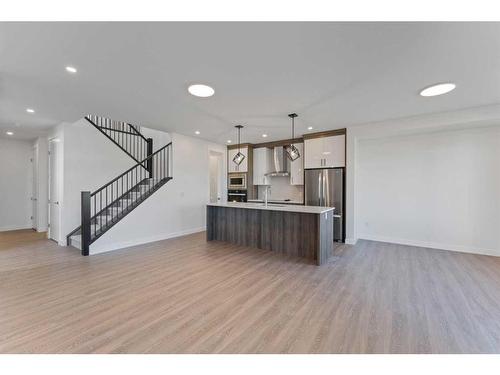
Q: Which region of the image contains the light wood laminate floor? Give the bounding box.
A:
[1,229,499,353]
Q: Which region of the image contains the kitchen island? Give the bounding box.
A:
[206,202,334,265]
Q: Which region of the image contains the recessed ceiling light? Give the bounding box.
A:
[6,131,14,136]
[227,140,232,143]
[26,108,35,113]
[195,130,200,135]
[307,126,313,130]
[188,84,215,98]
[262,134,268,138]
[65,66,77,73]
[420,83,456,97]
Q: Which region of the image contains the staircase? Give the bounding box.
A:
[66,115,173,255]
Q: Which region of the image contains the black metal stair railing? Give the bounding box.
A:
[68,142,173,256]
[85,115,152,165]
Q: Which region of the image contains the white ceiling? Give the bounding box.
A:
[1,22,499,143]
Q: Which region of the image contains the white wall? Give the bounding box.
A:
[354,125,500,256]
[90,133,227,254]
[61,119,136,245]
[0,138,33,231]
[140,127,171,151]
[345,104,500,245]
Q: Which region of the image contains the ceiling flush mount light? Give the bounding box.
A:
[65,66,77,73]
[227,140,232,143]
[195,130,200,135]
[420,82,456,97]
[188,84,215,98]
[307,126,313,130]
[232,125,245,166]
[262,134,268,138]
[26,108,35,113]
[6,131,14,136]
[285,113,300,162]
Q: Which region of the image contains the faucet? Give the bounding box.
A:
[264,185,271,207]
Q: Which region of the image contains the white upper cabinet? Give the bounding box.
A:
[290,143,304,185]
[228,146,248,173]
[253,147,272,185]
[322,135,345,168]
[304,137,323,169]
[304,134,345,169]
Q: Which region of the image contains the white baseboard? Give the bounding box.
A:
[0,224,32,232]
[90,226,207,255]
[358,234,500,257]
[345,237,358,245]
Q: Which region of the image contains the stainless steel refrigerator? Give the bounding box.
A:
[305,168,344,242]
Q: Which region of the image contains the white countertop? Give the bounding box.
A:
[207,202,334,214]
[247,199,304,205]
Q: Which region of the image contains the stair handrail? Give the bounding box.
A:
[67,141,173,255]
[127,123,148,142]
[91,142,172,197]
[85,115,149,143]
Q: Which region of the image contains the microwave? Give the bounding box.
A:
[228,173,247,189]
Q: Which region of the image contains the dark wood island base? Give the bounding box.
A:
[206,203,334,265]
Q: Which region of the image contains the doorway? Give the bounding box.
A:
[48,138,61,243]
[208,150,224,203]
[31,144,39,230]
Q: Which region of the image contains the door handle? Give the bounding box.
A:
[54,201,59,205]
[318,172,322,206]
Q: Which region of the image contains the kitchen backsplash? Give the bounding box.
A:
[257,177,304,202]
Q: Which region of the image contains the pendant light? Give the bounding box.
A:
[232,125,245,165]
[285,113,300,161]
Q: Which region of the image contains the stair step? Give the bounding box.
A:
[98,179,167,216]
[66,176,171,252]
[69,235,82,250]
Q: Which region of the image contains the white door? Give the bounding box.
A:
[48,139,61,242]
[31,145,38,229]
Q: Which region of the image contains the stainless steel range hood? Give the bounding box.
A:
[265,146,290,177]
